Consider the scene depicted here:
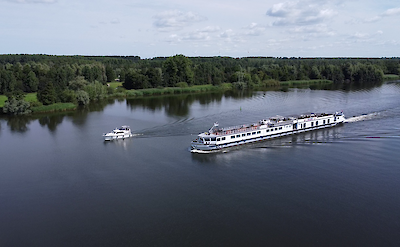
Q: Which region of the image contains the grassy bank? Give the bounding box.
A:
[124,84,232,97]
[383,74,400,81]
[31,103,77,113]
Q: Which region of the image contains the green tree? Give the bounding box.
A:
[24,71,39,92]
[145,67,162,88]
[123,70,150,90]
[105,65,116,82]
[37,81,56,105]
[0,69,17,94]
[163,55,194,86]
[75,90,90,105]
[68,76,88,91]
[84,81,107,100]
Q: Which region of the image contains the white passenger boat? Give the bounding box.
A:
[190,111,345,153]
[103,126,133,141]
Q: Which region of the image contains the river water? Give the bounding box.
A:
[1,83,400,246]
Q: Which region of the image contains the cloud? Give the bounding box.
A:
[6,0,57,3]
[266,0,337,26]
[364,7,400,23]
[153,10,207,31]
[382,7,400,16]
[219,29,234,39]
[163,26,220,43]
[244,23,266,36]
[289,24,335,36]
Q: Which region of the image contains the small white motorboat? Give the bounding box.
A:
[103,126,133,141]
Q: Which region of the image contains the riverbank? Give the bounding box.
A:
[0,77,395,115]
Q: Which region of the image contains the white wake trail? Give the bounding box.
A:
[345,113,381,123]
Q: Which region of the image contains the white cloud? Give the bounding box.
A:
[364,7,400,23]
[153,10,207,31]
[382,7,400,16]
[199,26,221,33]
[244,23,266,36]
[182,32,210,41]
[289,24,335,36]
[219,29,234,39]
[266,0,337,26]
[163,26,220,43]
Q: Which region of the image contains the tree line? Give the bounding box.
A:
[1,54,399,112]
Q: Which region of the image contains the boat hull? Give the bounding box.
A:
[104,133,132,141]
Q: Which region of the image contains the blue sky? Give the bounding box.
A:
[1,0,399,58]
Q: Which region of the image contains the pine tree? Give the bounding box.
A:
[37,81,56,105]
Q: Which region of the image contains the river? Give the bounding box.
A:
[1,83,400,246]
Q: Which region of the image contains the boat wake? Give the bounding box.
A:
[345,112,381,123]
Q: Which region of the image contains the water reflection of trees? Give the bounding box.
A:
[6,116,32,132]
[126,91,257,117]
[38,115,65,132]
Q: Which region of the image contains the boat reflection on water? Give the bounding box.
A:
[103,133,136,150]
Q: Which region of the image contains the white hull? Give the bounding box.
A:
[103,126,133,141]
[191,112,345,153]
[104,133,133,141]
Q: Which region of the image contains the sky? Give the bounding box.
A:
[1,0,400,58]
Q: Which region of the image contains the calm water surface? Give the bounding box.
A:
[1,83,400,246]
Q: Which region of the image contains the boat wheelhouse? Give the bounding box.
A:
[190,112,345,153]
[103,126,133,141]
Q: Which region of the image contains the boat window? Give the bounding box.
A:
[311,122,314,127]
[316,121,318,125]
[328,119,330,124]
[222,137,226,140]
[211,137,216,141]
[267,129,270,132]
[257,131,261,134]
[323,120,326,124]
[231,136,235,139]
[279,127,282,130]
[252,132,256,135]
[247,133,251,136]
[217,138,220,141]
[242,134,246,137]
[236,135,240,138]
[275,128,278,131]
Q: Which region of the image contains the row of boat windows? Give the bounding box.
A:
[202,119,334,142]
[229,131,262,140]
[299,119,331,128]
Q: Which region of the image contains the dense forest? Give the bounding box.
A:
[1,54,399,114]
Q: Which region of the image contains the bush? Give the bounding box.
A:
[176,82,189,88]
[2,97,31,115]
[76,90,90,105]
[233,81,246,90]
[60,90,77,104]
